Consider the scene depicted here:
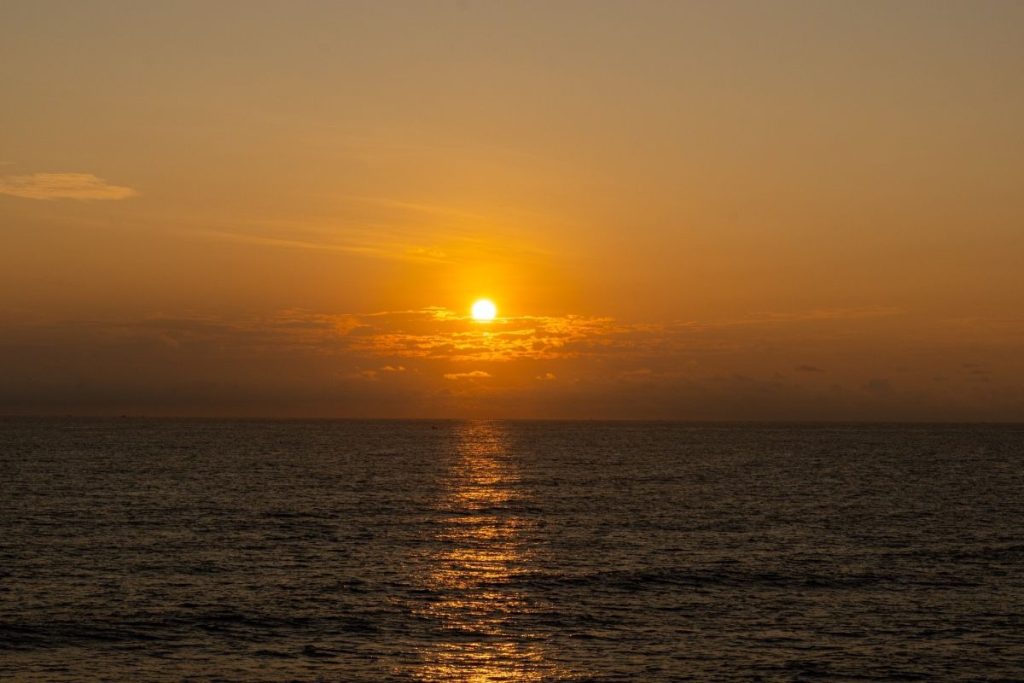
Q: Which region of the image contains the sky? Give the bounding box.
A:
[2,0,1023,419]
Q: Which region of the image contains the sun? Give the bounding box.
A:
[471,298,497,322]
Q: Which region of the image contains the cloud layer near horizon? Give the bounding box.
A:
[1,307,1020,420]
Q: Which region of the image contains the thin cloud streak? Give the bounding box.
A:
[0,173,137,200]
[192,229,452,264]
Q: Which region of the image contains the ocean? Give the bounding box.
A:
[1,419,1022,681]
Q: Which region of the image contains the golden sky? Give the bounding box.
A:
[2,1,1023,419]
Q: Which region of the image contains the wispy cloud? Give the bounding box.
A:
[192,229,450,263]
[0,172,137,201]
[444,370,492,380]
[795,365,825,373]
[749,307,901,323]
[183,194,552,266]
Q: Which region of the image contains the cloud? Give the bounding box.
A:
[0,173,137,200]
[864,378,892,395]
[3,306,1020,420]
[750,307,901,323]
[795,364,825,373]
[354,365,407,381]
[0,306,905,373]
[443,370,492,380]
[184,194,552,266]
[194,229,450,264]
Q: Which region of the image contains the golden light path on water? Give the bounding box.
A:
[411,422,575,682]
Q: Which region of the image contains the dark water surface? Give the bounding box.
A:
[2,419,1023,681]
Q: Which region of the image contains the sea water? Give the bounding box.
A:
[2,419,1023,681]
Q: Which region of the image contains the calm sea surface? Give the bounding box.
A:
[1,419,1023,681]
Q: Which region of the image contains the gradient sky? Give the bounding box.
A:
[2,0,1024,419]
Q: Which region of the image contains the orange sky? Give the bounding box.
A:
[2,1,1023,419]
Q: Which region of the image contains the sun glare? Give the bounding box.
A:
[471,298,497,322]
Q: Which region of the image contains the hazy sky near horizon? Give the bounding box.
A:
[2,0,1024,419]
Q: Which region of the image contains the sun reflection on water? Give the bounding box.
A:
[411,421,569,682]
